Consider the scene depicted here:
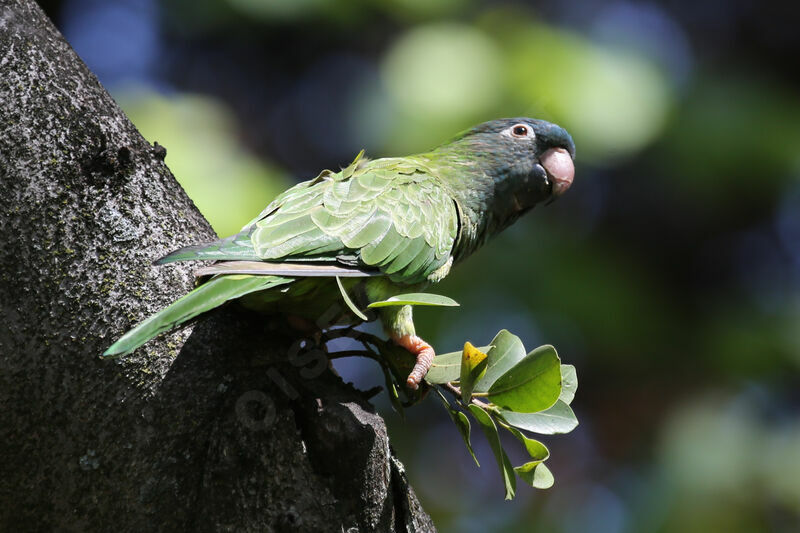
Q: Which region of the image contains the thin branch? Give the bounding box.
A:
[327,349,378,360]
[439,381,492,410]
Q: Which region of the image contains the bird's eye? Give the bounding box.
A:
[511,124,530,138]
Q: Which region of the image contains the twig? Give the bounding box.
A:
[439,381,491,410]
[327,349,379,360]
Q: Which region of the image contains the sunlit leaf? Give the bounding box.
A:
[424,345,491,384]
[460,342,488,403]
[435,388,479,466]
[559,364,578,405]
[487,344,561,413]
[514,461,554,489]
[468,404,516,500]
[367,292,459,308]
[473,330,526,393]
[424,351,461,384]
[499,400,578,435]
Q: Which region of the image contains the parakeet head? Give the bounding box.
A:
[453,117,575,200]
[431,117,575,237]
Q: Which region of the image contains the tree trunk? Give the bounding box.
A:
[0,1,435,531]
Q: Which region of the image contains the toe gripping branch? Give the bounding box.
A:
[393,334,435,390]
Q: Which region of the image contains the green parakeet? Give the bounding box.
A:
[104,118,575,389]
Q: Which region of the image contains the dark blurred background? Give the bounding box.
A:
[42,0,800,530]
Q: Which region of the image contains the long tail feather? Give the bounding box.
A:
[155,230,258,265]
[102,274,293,357]
[194,260,381,278]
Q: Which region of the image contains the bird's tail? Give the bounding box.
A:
[154,229,259,265]
[102,274,293,357]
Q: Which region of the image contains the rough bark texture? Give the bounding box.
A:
[0,1,435,531]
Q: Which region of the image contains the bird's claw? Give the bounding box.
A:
[393,334,435,390]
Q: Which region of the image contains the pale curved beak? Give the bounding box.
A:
[540,147,575,197]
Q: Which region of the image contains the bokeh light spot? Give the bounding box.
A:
[382,23,503,122]
[502,22,672,162]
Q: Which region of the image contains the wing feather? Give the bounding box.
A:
[242,154,459,284]
[195,261,381,278]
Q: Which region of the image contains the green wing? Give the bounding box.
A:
[248,153,458,284]
[106,153,459,357]
[158,152,459,285]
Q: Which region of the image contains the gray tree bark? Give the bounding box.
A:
[0,1,435,531]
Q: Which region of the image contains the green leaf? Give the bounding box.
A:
[559,364,578,405]
[473,330,526,393]
[435,388,479,466]
[498,418,553,489]
[468,404,516,500]
[423,350,462,384]
[487,345,561,413]
[424,345,491,384]
[499,400,579,435]
[335,276,368,321]
[500,423,550,462]
[460,342,488,403]
[367,292,459,308]
[514,461,555,489]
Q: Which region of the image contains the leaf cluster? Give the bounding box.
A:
[425,330,579,499]
[325,291,579,498]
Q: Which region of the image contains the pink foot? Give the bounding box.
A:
[393,334,435,390]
